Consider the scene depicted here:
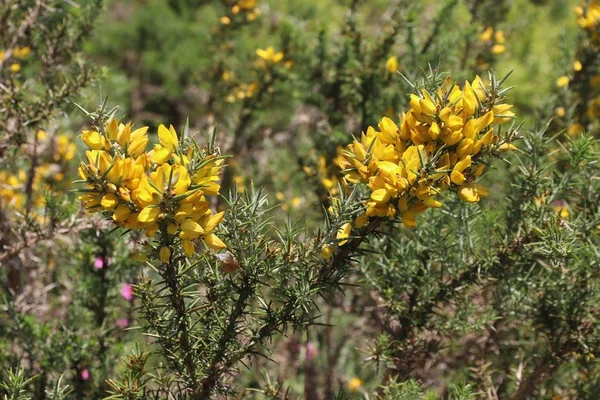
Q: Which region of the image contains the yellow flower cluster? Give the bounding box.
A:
[575,2,600,29]
[1,45,31,73]
[226,82,259,103]
[77,119,226,260]
[479,26,506,55]
[220,0,260,25]
[338,76,516,228]
[0,131,76,216]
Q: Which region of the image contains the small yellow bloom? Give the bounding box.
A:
[385,56,398,74]
[159,246,171,264]
[10,63,21,72]
[555,107,565,117]
[491,44,505,55]
[256,46,284,64]
[336,223,352,246]
[479,26,494,41]
[574,60,583,71]
[220,16,231,25]
[321,244,333,259]
[556,76,570,88]
[348,377,363,392]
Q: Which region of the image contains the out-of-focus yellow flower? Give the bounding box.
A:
[574,60,583,71]
[480,26,494,41]
[238,0,257,9]
[385,56,399,74]
[568,123,584,136]
[491,44,505,54]
[495,30,505,44]
[9,63,20,72]
[348,377,363,392]
[552,201,569,219]
[557,76,570,88]
[256,46,284,65]
[555,107,566,117]
[13,46,31,58]
[576,2,600,29]
[220,16,231,25]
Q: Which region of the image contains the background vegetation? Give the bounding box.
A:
[1,0,599,399]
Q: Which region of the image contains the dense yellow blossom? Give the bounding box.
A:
[575,2,600,29]
[77,118,227,259]
[338,75,516,228]
[0,131,77,215]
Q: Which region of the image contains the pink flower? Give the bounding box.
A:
[115,318,129,328]
[305,342,319,360]
[120,283,134,301]
[94,257,104,269]
[81,369,90,381]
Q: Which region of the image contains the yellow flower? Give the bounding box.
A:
[556,76,570,88]
[336,223,352,246]
[338,75,513,227]
[574,60,583,71]
[256,46,284,65]
[458,184,489,202]
[552,202,569,219]
[348,377,363,392]
[9,63,21,73]
[220,16,231,25]
[494,30,505,44]
[491,44,505,55]
[159,246,171,264]
[81,130,110,150]
[385,56,398,74]
[479,26,494,41]
[321,244,333,259]
[151,124,179,164]
[238,0,257,9]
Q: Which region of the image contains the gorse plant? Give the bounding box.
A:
[1,1,600,399]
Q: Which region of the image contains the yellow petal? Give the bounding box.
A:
[113,204,131,222]
[101,193,119,210]
[336,222,352,246]
[158,124,178,151]
[204,233,226,251]
[182,240,195,257]
[180,219,205,239]
[138,206,160,223]
[371,189,391,203]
